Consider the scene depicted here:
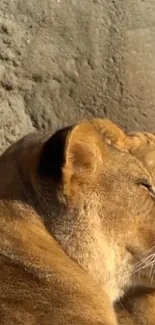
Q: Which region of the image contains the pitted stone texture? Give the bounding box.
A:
[0,0,155,152]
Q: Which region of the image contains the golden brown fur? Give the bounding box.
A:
[109,130,155,325]
[95,122,155,325]
[1,118,155,324]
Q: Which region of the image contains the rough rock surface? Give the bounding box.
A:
[0,0,155,153]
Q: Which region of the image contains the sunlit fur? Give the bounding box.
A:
[113,130,155,325]
[0,118,155,324]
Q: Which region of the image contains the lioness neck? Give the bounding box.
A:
[36,194,131,302]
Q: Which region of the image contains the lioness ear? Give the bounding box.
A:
[38,125,73,181]
[91,118,128,151]
[38,121,106,184]
[63,121,105,182]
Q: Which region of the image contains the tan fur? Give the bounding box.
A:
[108,130,155,325]
[94,122,155,325]
[1,118,155,324]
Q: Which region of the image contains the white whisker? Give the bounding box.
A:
[132,258,155,276]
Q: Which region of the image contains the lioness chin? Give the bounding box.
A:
[0,118,155,324]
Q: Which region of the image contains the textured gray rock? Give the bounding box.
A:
[0,0,155,152]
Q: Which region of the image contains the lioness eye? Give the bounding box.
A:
[137,179,155,196]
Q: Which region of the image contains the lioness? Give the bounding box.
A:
[0,118,155,324]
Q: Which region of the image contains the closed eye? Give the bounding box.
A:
[137,179,155,197]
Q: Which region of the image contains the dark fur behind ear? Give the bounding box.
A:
[38,126,73,181]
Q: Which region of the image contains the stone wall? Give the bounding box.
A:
[0,0,155,152]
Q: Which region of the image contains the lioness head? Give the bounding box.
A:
[1,118,155,303]
[114,130,155,325]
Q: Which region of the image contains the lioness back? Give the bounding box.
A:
[0,222,115,325]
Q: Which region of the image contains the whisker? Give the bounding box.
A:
[133,254,155,272]
[149,262,153,280]
[150,264,154,284]
[132,245,155,273]
[132,258,155,276]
